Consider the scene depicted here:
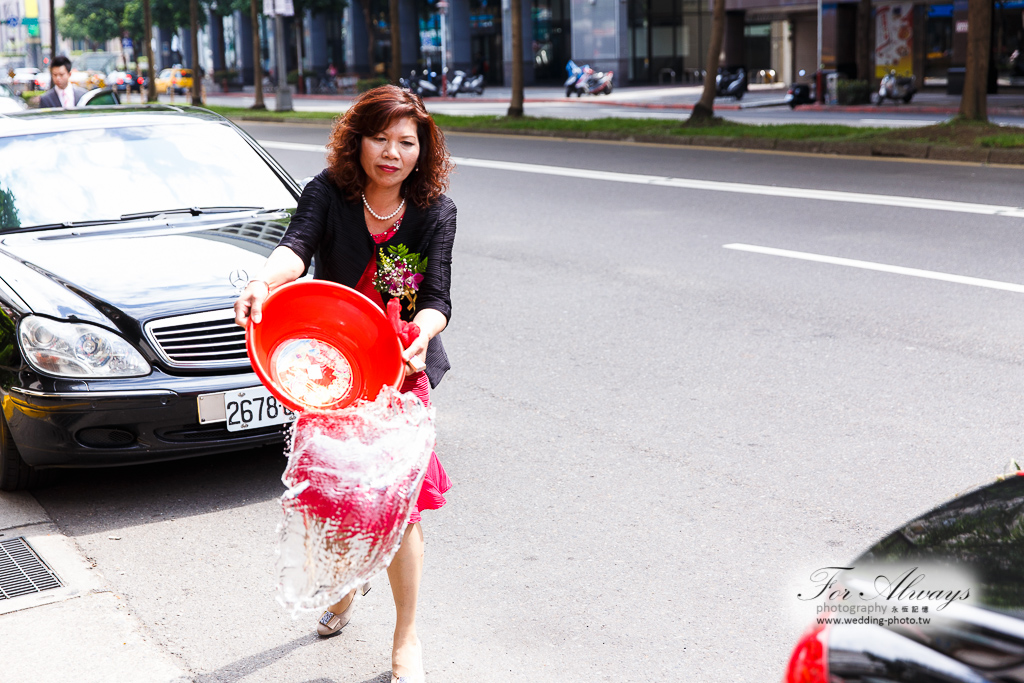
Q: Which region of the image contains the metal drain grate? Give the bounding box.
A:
[0,537,62,599]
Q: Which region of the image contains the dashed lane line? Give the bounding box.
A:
[723,243,1024,294]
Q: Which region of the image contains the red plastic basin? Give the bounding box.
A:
[246,280,404,413]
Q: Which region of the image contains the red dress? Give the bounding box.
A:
[353,218,451,525]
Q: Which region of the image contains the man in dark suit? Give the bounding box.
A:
[39,56,87,109]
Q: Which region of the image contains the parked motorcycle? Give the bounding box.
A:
[564,60,613,97]
[715,67,747,100]
[877,70,916,104]
[448,69,485,96]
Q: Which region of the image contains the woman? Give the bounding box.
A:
[233,85,456,683]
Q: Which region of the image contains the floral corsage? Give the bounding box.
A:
[374,244,427,311]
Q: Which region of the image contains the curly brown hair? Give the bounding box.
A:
[326,85,453,209]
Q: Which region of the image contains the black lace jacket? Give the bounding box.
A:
[278,170,456,387]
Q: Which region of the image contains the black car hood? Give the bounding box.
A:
[827,475,1024,682]
[0,214,288,329]
[857,474,1024,613]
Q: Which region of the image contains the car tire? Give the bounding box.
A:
[0,412,49,491]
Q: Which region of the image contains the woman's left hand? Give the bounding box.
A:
[403,329,429,376]
[402,308,447,377]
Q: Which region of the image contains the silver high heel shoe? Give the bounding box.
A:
[315,582,371,637]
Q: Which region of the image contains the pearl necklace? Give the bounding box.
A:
[362,193,405,221]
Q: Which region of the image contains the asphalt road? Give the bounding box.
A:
[34,126,1024,682]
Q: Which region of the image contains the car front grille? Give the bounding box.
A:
[144,309,251,370]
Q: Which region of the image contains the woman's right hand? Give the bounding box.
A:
[234,280,271,328]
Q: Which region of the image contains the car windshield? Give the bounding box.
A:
[76,53,116,73]
[0,121,297,231]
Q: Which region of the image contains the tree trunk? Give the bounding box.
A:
[215,13,226,74]
[251,0,265,109]
[190,0,201,105]
[389,0,401,83]
[856,0,872,82]
[959,0,992,121]
[688,0,724,122]
[507,0,523,117]
[143,0,157,102]
[295,14,304,94]
[363,5,375,76]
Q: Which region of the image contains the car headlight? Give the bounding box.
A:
[18,316,151,378]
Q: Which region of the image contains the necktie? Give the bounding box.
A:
[63,88,73,108]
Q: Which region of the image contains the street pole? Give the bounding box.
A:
[816,0,823,103]
[273,12,292,110]
[48,0,55,62]
[144,0,156,102]
[438,0,447,96]
[190,0,201,105]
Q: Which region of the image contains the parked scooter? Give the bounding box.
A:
[784,82,814,108]
[715,67,747,100]
[448,69,485,96]
[877,70,916,104]
[564,60,613,97]
[399,69,442,97]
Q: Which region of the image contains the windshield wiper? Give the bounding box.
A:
[119,206,263,220]
[4,206,266,234]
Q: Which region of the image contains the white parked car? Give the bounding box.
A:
[0,83,27,112]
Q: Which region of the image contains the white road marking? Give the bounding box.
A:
[723,243,1024,294]
[857,118,937,127]
[452,157,1024,217]
[258,140,327,152]
[256,140,1024,218]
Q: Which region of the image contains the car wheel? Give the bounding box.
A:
[0,413,49,491]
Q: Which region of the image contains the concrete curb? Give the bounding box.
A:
[0,492,191,682]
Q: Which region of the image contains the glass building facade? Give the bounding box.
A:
[628,0,710,83]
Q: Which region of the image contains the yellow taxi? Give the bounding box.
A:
[155,68,193,95]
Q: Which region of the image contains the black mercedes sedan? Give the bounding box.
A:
[0,106,303,489]
[785,472,1024,683]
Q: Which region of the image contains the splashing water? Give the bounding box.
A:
[275,385,435,616]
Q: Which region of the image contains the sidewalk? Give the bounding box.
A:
[0,491,189,682]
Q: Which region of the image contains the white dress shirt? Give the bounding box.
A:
[55,84,76,109]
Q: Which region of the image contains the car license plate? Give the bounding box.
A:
[224,386,296,432]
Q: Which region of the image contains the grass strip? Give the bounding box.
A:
[202,104,886,142]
